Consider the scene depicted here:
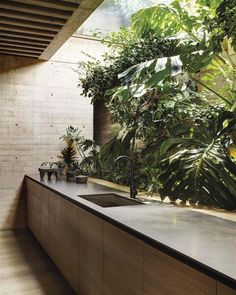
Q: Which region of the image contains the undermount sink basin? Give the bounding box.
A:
[78,193,143,207]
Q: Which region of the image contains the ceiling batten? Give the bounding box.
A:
[0,0,103,59]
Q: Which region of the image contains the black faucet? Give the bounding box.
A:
[114,155,138,199]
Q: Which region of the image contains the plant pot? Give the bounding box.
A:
[75,175,88,184]
[66,169,80,181]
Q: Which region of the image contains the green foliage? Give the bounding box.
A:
[131,1,203,38]
[79,139,103,177]
[59,126,103,176]
[59,125,85,145]
[141,93,225,161]
[212,0,236,50]
[58,146,78,171]
[77,0,236,210]
[158,111,236,210]
[78,28,174,103]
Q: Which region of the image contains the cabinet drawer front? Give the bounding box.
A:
[79,208,103,295]
[104,222,143,295]
[217,283,236,295]
[144,244,216,295]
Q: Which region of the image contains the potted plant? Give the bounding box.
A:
[57,146,81,180]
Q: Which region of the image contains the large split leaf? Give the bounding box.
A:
[158,111,236,210]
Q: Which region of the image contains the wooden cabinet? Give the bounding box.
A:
[49,190,61,265]
[27,180,79,293]
[26,179,41,241]
[40,186,50,252]
[144,243,216,295]
[78,208,103,295]
[49,192,79,292]
[60,197,79,292]
[104,222,143,295]
[26,179,236,295]
[217,283,236,295]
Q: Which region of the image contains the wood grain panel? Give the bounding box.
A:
[104,222,143,295]
[49,191,79,293]
[0,30,53,41]
[26,179,40,197]
[0,16,62,31]
[49,191,61,265]
[0,0,72,18]
[40,186,50,252]
[27,182,41,241]
[144,243,216,295]
[0,35,49,46]
[217,283,236,295]
[0,40,46,50]
[0,8,66,25]
[0,24,56,37]
[0,50,39,58]
[0,45,43,54]
[79,208,103,295]
[11,0,78,11]
[60,197,79,292]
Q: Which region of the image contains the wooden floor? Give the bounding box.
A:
[0,230,75,295]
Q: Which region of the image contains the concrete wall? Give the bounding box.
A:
[0,36,106,230]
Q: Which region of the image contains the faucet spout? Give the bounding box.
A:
[114,155,138,199]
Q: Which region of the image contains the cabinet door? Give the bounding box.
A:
[50,192,79,293]
[60,197,79,292]
[49,191,61,265]
[40,186,50,252]
[217,283,236,295]
[26,178,40,197]
[79,208,103,295]
[26,179,41,241]
[104,222,143,295]
[144,243,216,295]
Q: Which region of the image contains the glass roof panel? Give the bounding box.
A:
[75,0,172,37]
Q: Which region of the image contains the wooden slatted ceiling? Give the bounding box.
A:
[0,0,103,60]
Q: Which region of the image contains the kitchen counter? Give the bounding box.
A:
[25,175,236,289]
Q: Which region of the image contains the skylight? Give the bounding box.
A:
[75,0,172,37]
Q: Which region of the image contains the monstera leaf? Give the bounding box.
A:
[158,111,236,210]
[118,52,212,92]
[131,0,203,38]
[118,55,183,84]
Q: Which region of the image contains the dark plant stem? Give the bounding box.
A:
[190,74,232,105]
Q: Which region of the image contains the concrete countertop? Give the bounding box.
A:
[26,175,236,289]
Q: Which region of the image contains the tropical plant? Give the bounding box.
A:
[210,0,236,51]
[60,126,104,177]
[78,0,236,210]
[158,111,236,210]
[60,125,85,145]
[79,139,103,177]
[78,27,174,103]
[58,146,78,171]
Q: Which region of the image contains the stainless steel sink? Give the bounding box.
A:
[78,193,143,207]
